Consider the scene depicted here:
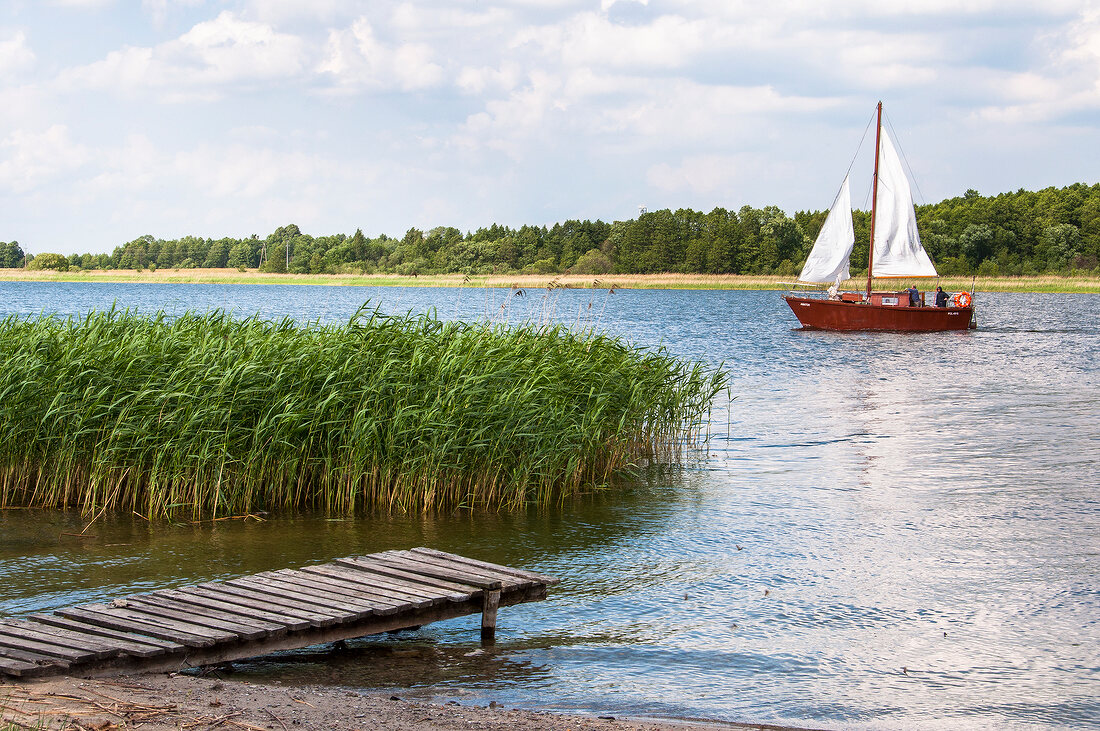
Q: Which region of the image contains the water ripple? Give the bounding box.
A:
[0,285,1097,729]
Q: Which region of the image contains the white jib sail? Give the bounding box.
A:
[871,129,937,278]
[798,174,854,283]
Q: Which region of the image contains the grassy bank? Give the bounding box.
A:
[2,268,1098,292]
[0,308,726,517]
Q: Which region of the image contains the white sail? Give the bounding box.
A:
[798,175,854,283]
[871,129,937,278]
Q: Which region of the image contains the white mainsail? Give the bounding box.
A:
[871,129,937,278]
[798,174,854,284]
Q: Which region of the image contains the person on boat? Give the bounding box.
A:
[934,286,948,307]
[907,285,920,306]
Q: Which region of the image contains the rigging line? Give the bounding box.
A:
[882,109,926,205]
[829,108,878,213]
[842,107,878,182]
[859,175,873,212]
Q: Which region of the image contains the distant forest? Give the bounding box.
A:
[4,183,1099,277]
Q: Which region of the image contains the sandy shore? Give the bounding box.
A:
[0,674,821,731]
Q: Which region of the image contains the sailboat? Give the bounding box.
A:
[783,103,974,331]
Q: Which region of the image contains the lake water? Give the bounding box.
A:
[1,281,1098,730]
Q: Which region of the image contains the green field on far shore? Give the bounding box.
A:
[2,269,1099,293]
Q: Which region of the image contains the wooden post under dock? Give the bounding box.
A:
[0,547,559,679]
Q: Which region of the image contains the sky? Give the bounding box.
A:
[2,0,1100,257]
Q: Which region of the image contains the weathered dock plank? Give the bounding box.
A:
[0,548,558,679]
[299,564,454,605]
[382,551,527,589]
[55,606,224,647]
[410,547,558,584]
[0,633,95,663]
[259,570,409,613]
[270,568,417,609]
[146,590,305,633]
[335,556,486,596]
[0,654,45,678]
[372,553,510,590]
[120,597,279,640]
[28,614,182,654]
[0,620,118,660]
[223,576,378,620]
[182,584,340,627]
[324,563,476,601]
[284,568,431,609]
[0,645,72,670]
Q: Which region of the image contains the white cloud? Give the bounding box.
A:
[459,70,569,156]
[171,143,330,199]
[644,152,799,202]
[82,134,163,196]
[682,0,1080,22]
[244,0,355,25]
[48,0,114,7]
[391,3,514,33]
[36,129,392,247]
[59,11,307,101]
[602,0,649,10]
[456,63,523,95]
[600,83,838,158]
[970,4,1100,123]
[1060,4,1100,100]
[0,85,51,136]
[0,125,90,194]
[828,31,941,88]
[178,11,306,78]
[5,0,1100,254]
[317,17,444,92]
[81,132,373,202]
[142,0,209,28]
[647,154,743,196]
[0,30,35,77]
[553,11,709,70]
[460,71,834,159]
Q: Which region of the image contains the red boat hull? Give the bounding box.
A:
[784,295,974,331]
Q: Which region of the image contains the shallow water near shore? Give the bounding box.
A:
[2,283,1098,730]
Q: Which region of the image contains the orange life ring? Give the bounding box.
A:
[954,291,972,308]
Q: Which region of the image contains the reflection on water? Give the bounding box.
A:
[1,284,1098,730]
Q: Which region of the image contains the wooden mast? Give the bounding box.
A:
[866,101,882,301]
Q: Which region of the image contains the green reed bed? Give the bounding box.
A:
[0,307,726,517]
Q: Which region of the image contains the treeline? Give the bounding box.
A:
[5,183,1099,277]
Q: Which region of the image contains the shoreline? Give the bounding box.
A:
[1,268,1098,292]
[0,674,823,731]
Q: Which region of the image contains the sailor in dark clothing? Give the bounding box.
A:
[907,285,920,306]
[934,286,948,307]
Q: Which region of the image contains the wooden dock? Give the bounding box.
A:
[0,547,558,679]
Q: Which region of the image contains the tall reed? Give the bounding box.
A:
[0,307,726,517]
